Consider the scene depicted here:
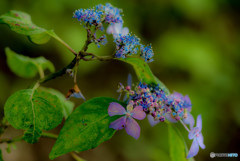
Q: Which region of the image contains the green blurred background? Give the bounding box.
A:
[0,0,240,161]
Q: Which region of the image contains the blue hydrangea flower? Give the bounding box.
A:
[96,3,123,24]
[114,33,140,58]
[187,115,205,158]
[73,8,104,30]
[140,45,154,62]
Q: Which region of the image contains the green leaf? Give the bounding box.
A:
[118,57,170,94]
[23,127,42,144]
[0,149,3,161]
[168,123,188,161]
[5,47,55,78]
[39,87,75,119]
[0,10,74,49]
[49,97,125,159]
[0,10,52,44]
[4,89,63,143]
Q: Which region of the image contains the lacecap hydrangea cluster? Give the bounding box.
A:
[108,81,205,158]
[73,3,154,62]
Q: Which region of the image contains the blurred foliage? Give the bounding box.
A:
[0,0,240,161]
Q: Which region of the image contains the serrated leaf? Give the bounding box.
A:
[118,57,170,94]
[5,47,55,78]
[39,87,75,119]
[49,97,125,159]
[4,89,63,143]
[168,123,188,161]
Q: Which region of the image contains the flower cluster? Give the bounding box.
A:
[108,80,205,158]
[114,34,140,58]
[73,8,104,30]
[74,3,155,62]
[96,3,123,24]
[140,45,154,62]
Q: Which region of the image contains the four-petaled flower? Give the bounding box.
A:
[108,102,146,139]
[187,115,206,158]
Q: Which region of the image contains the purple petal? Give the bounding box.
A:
[196,115,202,131]
[187,138,200,158]
[147,115,159,126]
[109,116,126,130]
[183,112,195,129]
[131,106,146,120]
[108,102,126,116]
[125,117,140,139]
[188,127,199,140]
[197,133,205,149]
[165,113,178,123]
[183,95,192,111]
[172,92,183,99]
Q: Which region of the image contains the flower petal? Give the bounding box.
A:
[131,106,146,120]
[147,114,159,127]
[183,95,192,111]
[172,92,183,99]
[187,138,200,158]
[165,113,178,123]
[125,117,140,139]
[196,115,202,131]
[183,112,195,129]
[109,116,126,130]
[108,102,126,116]
[197,133,205,149]
[188,127,199,140]
[106,25,114,34]
[122,27,129,36]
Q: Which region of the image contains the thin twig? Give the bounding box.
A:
[0,135,23,144]
[179,119,190,132]
[70,152,86,161]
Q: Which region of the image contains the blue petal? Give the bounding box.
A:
[197,133,206,149]
[187,138,199,158]
[197,115,202,131]
[147,115,159,127]
[188,127,199,140]
[183,112,195,129]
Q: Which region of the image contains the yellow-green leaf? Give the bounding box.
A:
[5,47,55,78]
[168,123,188,161]
[0,10,51,44]
[118,57,170,94]
[4,89,63,143]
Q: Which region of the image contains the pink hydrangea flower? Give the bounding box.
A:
[108,102,146,139]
